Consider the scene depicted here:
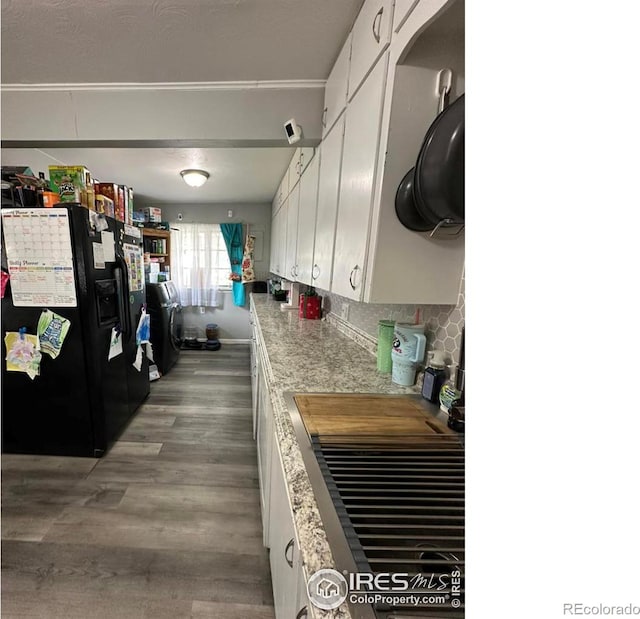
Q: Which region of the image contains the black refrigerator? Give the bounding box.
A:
[1,203,149,457]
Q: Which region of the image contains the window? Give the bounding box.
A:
[171,223,231,306]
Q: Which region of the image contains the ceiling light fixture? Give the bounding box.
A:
[180,169,210,187]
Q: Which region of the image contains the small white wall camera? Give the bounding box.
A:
[284,118,302,144]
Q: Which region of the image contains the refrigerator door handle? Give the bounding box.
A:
[114,262,130,335]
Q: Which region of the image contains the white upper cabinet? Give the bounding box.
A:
[270,202,286,277]
[287,148,302,193]
[322,34,351,138]
[284,186,300,282]
[273,0,465,305]
[295,154,320,287]
[332,54,388,301]
[288,147,315,194]
[393,0,421,32]
[298,147,315,177]
[312,116,345,292]
[272,167,290,214]
[347,0,393,102]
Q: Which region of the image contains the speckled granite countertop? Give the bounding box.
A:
[250,294,422,619]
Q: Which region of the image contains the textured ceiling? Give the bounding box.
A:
[1,0,364,84]
[1,0,365,205]
[0,147,296,205]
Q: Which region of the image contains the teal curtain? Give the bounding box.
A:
[221,223,245,307]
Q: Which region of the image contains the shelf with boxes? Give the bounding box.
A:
[48,165,135,224]
[136,207,172,284]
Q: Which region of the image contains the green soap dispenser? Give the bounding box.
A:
[439,363,461,414]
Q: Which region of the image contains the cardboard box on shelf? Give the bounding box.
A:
[48,166,91,203]
[95,183,118,217]
[141,221,170,231]
[95,195,115,218]
[142,207,162,222]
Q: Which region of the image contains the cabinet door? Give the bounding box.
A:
[269,212,278,273]
[312,116,345,292]
[295,154,320,286]
[270,203,287,277]
[284,186,300,281]
[333,54,388,300]
[249,315,259,440]
[279,168,290,204]
[269,443,299,619]
[348,0,393,101]
[323,34,351,138]
[393,0,420,32]
[298,147,315,177]
[295,566,310,619]
[288,148,302,193]
[256,365,273,547]
[270,210,279,275]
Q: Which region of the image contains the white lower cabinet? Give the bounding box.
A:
[269,442,300,619]
[295,567,310,619]
[332,53,388,300]
[250,315,259,440]
[256,364,273,547]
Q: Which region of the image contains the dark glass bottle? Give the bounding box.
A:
[421,351,447,403]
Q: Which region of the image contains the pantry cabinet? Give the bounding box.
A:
[294,153,320,286]
[347,0,394,101]
[332,53,388,300]
[322,34,351,138]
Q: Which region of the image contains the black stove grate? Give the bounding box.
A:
[311,434,465,617]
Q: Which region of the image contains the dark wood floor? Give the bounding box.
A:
[1,347,275,619]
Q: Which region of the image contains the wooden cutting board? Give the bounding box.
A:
[294,394,452,437]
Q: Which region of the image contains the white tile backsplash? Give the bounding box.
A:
[315,270,465,365]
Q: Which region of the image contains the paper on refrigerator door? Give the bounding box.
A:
[133,344,143,372]
[4,331,42,380]
[108,327,123,361]
[0,208,77,307]
[100,231,116,262]
[92,242,105,269]
[123,242,143,292]
[145,341,155,362]
[37,309,71,359]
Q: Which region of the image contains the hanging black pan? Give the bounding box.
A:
[395,104,451,231]
[395,166,440,231]
[414,93,465,223]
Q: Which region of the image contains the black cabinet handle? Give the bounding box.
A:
[284,538,294,567]
[372,7,384,43]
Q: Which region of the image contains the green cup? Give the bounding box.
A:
[377,320,395,374]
